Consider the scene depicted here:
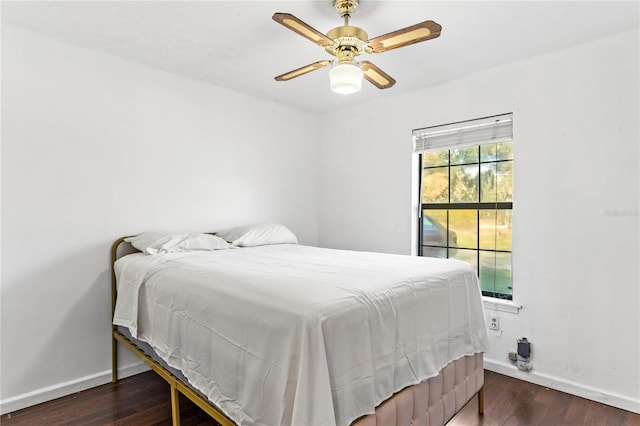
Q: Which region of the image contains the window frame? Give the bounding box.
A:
[418,147,513,300]
[413,113,514,301]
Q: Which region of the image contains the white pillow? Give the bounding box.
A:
[125,232,231,254]
[215,223,298,247]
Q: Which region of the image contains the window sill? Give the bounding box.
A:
[483,297,522,314]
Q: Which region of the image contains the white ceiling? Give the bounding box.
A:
[2,1,639,113]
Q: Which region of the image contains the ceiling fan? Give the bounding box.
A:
[273,0,442,95]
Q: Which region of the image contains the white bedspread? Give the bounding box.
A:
[113,244,489,426]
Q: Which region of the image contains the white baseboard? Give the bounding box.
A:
[0,362,150,416]
[484,359,640,414]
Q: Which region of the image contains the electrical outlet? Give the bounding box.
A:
[489,316,500,331]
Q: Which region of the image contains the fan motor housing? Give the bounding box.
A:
[326,25,369,57]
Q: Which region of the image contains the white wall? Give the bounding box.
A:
[318,29,639,412]
[0,25,320,413]
[2,21,638,417]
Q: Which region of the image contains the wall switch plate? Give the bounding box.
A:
[489,316,500,331]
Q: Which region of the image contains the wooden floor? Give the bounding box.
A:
[450,372,640,426]
[2,370,639,426]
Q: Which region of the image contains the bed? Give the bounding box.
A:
[111,224,489,426]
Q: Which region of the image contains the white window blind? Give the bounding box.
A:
[413,113,513,153]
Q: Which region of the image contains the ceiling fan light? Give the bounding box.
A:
[329,62,363,94]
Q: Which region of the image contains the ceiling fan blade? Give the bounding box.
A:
[273,13,334,48]
[275,60,332,81]
[359,61,396,89]
[367,20,442,53]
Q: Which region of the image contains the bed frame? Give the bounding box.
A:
[111,236,484,426]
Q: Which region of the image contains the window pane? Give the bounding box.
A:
[480,163,497,202]
[479,210,496,250]
[449,209,477,249]
[480,251,512,296]
[451,165,479,202]
[481,141,513,162]
[422,167,449,203]
[480,161,512,202]
[496,141,513,160]
[423,151,449,167]
[450,249,478,272]
[422,210,449,247]
[480,143,497,162]
[480,210,512,251]
[421,246,448,258]
[496,161,513,202]
[496,210,512,251]
[450,146,479,165]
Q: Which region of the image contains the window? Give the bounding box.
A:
[413,114,513,300]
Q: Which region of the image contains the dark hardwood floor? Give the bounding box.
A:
[2,370,638,426]
[449,372,640,426]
